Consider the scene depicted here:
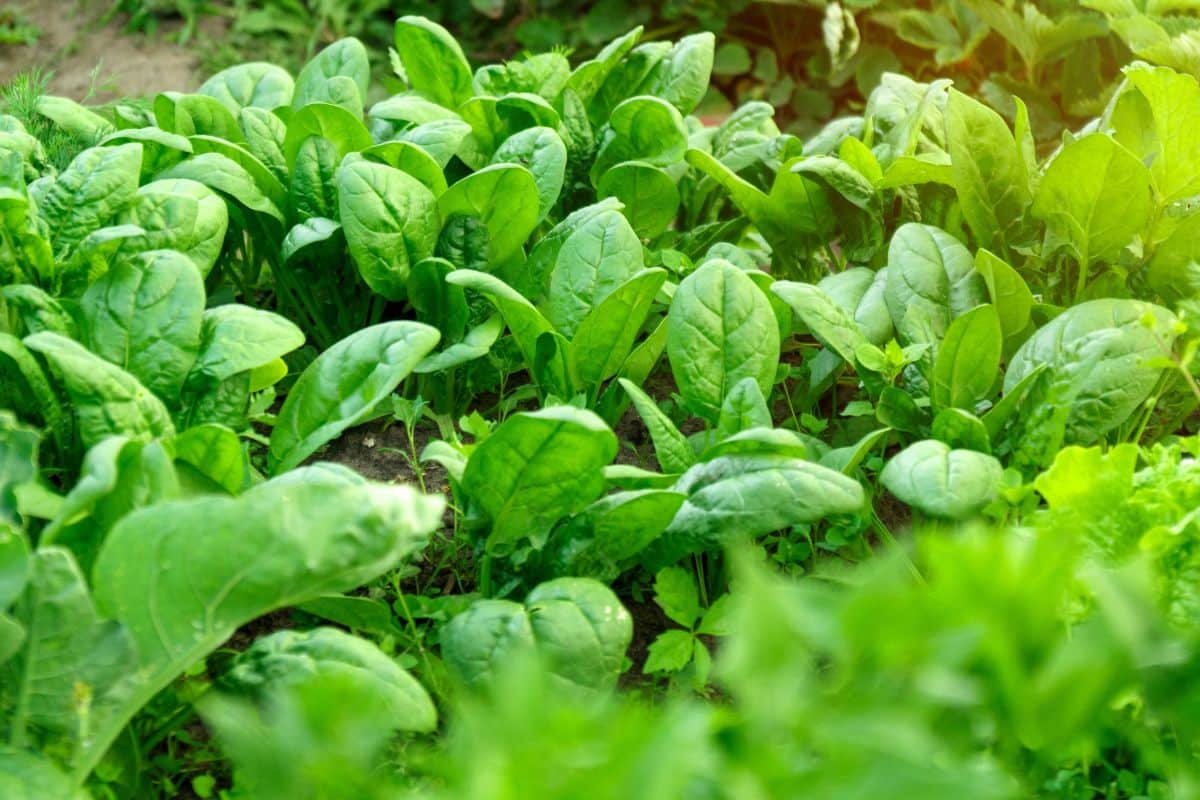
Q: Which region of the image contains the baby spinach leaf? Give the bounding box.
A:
[80,250,204,407]
[619,378,693,474]
[446,269,555,370]
[816,266,893,345]
[570,268,667,389]
[116,179,229,278]
[590,96,688,184]
[772,280,870,366]
[222,627,436,732]
[944,88,1031,254]
[644,452,865,569]
[24,333,175,448]
[931,303,1002,411]
[880,439,1002,519]
[283,103,373,169]
[973,249,1032,351]
[338,160,440,300]
[1031,132,1151,271]
[885,222,986,340]
[1005,299,1176,445]
[268,322,440,474]
[461,407,617,551]
[292,38,370,113]
[543,202,643,338]
[597,161,680,239]
[668,260,780,422]
[443,577,631,692]
[4,548,135,750]
[37,144,142,259]
[198,62,294,113]
[394,16,475,109]
[491,127,567,223]
[715,377,772,441]
[84,465,443,777]
[184,304,305,391]
[438,164,540,271]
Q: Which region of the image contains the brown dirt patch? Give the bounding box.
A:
[0,0,220,100]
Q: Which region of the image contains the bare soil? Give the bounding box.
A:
[0,0,217,100]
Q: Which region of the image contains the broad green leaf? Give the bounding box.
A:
[282,103,373,169]
[974,249,1032,347]
[289,136,341,220]
[159,151,286,227]
[80,250,204,406]
[0,335,70,459]
[338,160,440,300]
[491,127,567,223]
[438,164,539,270]
[885,223,985,339]
[548,489,685,580]
[36,144,142,258]
[715,377,771,441]
[399,119,473,168]
[816,267,893,345]
[446,269,555,370]
[597,161,679,239]
[931,407,991,453]
[645,453,864,568]
[239,107,289,184]
[570,268,667,389]
[461,407,617,550]
[641,32,714,116]
[34,95,114,140]
[86,465,443,777]
[619,378,693,475]
[293,38,370,112]
[154,93,243,141]
[1031,133,1151,269]
[0,415,37,527]
[772,281,870,366]
[116,178,229,278]
[443,578,631,692]
[413,314,503,374]
[407,257,468,342]
[5,548,136,747]
[222,627,436,732]
[439,599,533,687]
[668,260,780,422]
[361,140,448,196]
[1005,299,1177,445]
[543,203,643,338]
[1146,212,1200,303]
[188,135,288,211]
[525,578,632,691]
[931,304,1002,411]
[566,26,643,105]
[185,305,305,389]
[394,17,474,108]
[171,424,249,495]
[944,88,1031,253]
[199,63,294,113]
[280,217,342,264]
[880,439,1002,519]
[0,745,89,799]
[38,438,179,572]
[590,96,688,184]
[1123,64,1200,204]
[268,323,441,474]
[24,333,175,448]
